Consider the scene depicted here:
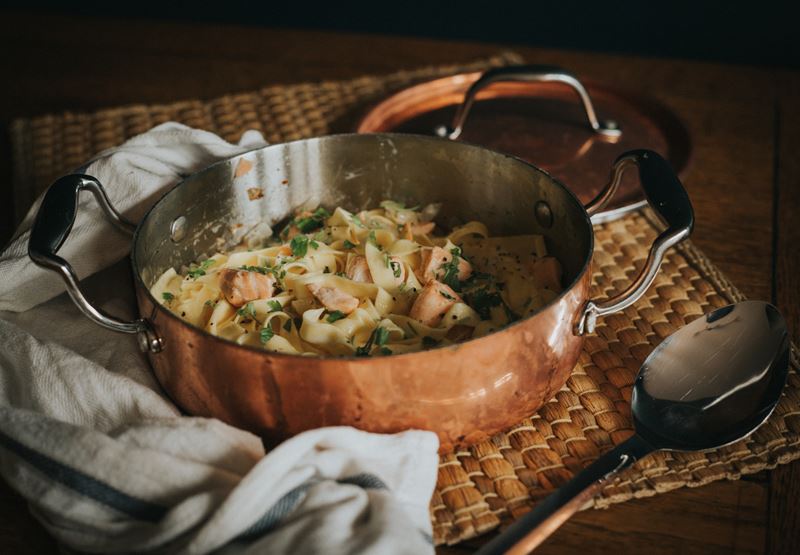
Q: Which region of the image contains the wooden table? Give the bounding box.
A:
[1,11,798,554]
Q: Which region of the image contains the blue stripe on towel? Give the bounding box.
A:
[0,430,167,523]
[337,472,389,490]
[1,432,434,547]
[237,472,391,542]
[238,480,317,540]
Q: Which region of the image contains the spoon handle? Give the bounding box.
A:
[476,434,654,555]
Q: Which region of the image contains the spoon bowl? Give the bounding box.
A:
[478,301,791,555]
[632,301,790,451]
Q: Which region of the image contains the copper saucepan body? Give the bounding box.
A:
[28,134,693,452]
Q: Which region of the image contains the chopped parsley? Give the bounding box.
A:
[162,292,174,303]
[310,240,319,250]
[374,326,390,346]
[294,207,330,233]
[379,347,393,356]
[326,310,346,323]
[368,230,381,250]
[390,260,402,278]
[187,258,215,279]
[239,265,269,274]
[469,288,503,320]
[260,325,274,344]
[440,247,463,291]
[343,239,356,249]
[240,264,287,288]
[237,302,257,319]
[355,326,390,357]
[268,300,282,312]
[290,235,309,257]
[422,336,439,348]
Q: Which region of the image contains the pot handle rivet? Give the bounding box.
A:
[170,216,187,243]
[534,201,554,229]
[27,174,164,353]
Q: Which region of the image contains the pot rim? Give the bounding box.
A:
[130,132,595,362]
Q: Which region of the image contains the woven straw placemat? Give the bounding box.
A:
[9,52,800,548]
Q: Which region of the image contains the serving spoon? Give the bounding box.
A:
[477,300,790,555]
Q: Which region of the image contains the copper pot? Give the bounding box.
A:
[28,134,693,452]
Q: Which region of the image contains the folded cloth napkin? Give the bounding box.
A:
[0,123,439,554]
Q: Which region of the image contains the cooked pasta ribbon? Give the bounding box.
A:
[150,201,564,356]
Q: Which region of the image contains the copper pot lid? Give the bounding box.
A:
[356,65,692,222]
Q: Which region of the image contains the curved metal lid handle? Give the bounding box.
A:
[576,150,694,335]
[27,174,163,353]
[435,64,622,141]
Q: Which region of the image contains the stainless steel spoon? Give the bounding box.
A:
[477,300,791,555]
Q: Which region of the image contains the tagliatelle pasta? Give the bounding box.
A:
[150,201,564,357]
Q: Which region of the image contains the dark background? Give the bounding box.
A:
[2,0,798,69]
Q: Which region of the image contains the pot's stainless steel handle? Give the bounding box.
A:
[27,174,163,353]
[434,64,621,140]
[576,150,694,335]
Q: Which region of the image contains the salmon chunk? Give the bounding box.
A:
[409,282,462,327]
[530,256,562,291]
[416,246,473,284]
[345,255,373,283]
[307,282,360,314]
[219,268,276,307]
[411,221,436,236]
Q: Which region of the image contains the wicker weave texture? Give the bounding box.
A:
[430,212,800,545]
[9,52,799,548]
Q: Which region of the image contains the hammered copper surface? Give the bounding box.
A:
[356,72,692,211]
[130,134,597,452]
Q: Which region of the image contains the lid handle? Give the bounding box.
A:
[435,64,621,141]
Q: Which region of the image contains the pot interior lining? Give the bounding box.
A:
[133,134,593,303]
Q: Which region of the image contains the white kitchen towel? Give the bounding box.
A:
[0,123,440,554]
[1,122,268,313]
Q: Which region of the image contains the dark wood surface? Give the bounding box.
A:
[0,11,798,554]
